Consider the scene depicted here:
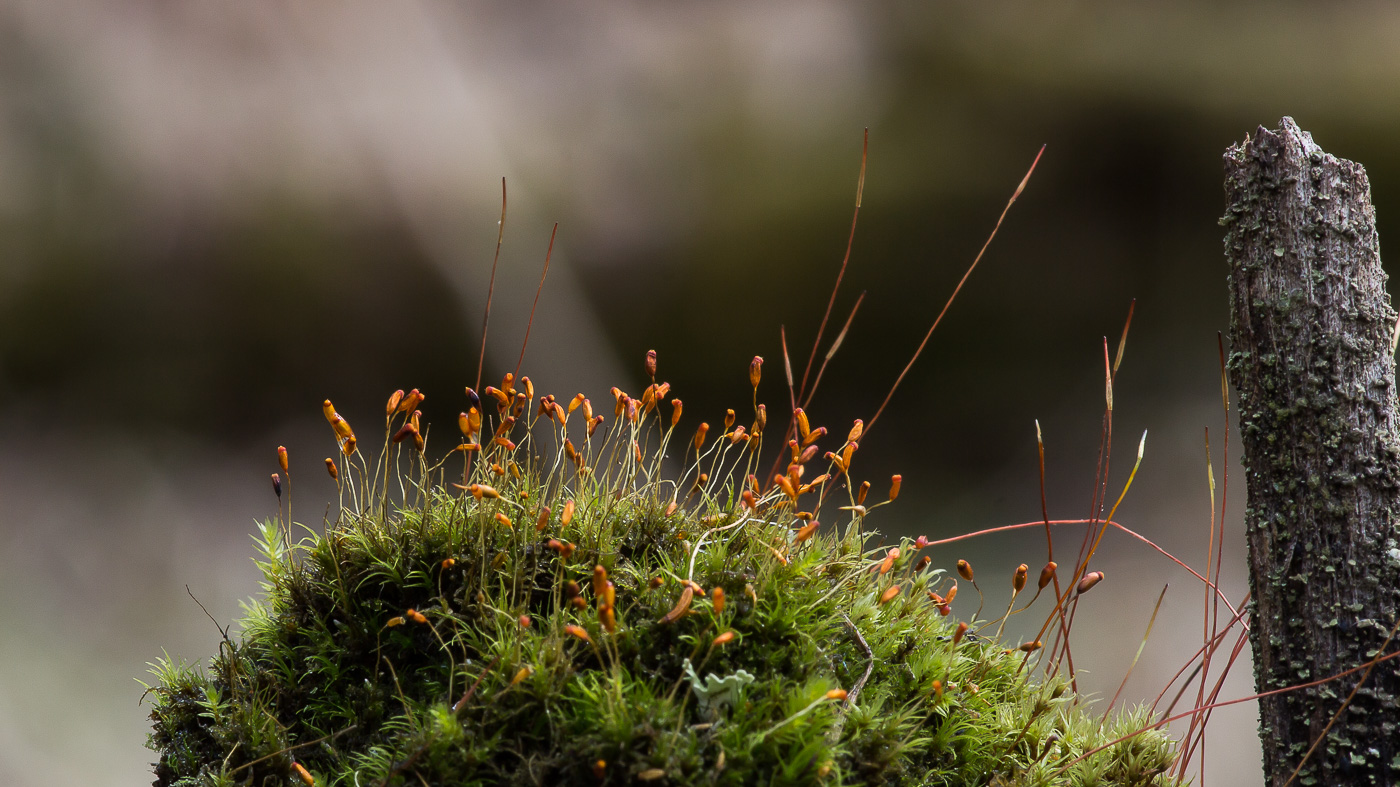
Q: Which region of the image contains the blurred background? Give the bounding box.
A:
[4,2,1400,784]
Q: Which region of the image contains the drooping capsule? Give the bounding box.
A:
[1038,562,1057,590]
[957,560,974,582]
[1076,571,1105,595]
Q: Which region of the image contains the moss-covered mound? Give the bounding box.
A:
[145,374,1182,786]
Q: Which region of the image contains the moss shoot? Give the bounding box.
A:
[144,362,1183,786]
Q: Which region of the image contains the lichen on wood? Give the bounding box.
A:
[1224,116,1400,785]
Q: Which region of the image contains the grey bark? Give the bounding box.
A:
[1224,117,1400,785]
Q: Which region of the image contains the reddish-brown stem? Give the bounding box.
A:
[865,144,1045,437]
[1051,644,1400,780]
[476,178,507,393]
[797,129,868,405]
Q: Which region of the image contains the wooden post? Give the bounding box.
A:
[1224,117,1400,785]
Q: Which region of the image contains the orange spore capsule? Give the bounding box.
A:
[712,587,725,614]
[1013,564,1029,594]
[659,586,694,624]
[1038,562,1057,590]
[724,409,736,429]
[563,579,580,598]
[825,689,848,701]
[649,576,664,589]
[915,556,930,572]
[400,388,424,413]
[664,501,678,517]
[944,584,958,604]
[565,624,591,643]
[712,630,735,647]
[693,422,710,451]
[802,426,826,447]
[322,399,336,423]
[407,608,428,625]
[795,520,819,542]
[385,616,405,628]
[277,445,289,473]
[879,585,901,605]
[753,403,767,435]
[535,506,551,532]
[593,760,607,780]
[519,614,531,628]
[795,408,810,440]
[846,419,864,444]
[494,512,512,529]
[510,666,532,686]
[857,481,870,506]
[957,560,974,582]
[469,484,500,500]
[386,389,404,415]
[568,393,585,414]
[561,499,575,526]
[324,458,338,481]
[458,412,472,435]
[441,558,456,570]
[1018,640,1043,653]
[341,435,357,457]
[953,621,968,646]
[391,423,417,444]
[293,761,316,786]
[889,474,902,501]
[582,397,594,423]
[749,356,763,388]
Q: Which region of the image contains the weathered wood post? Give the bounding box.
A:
[1224,117,1400,785]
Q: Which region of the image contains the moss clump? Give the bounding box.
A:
[145,370,1183,786]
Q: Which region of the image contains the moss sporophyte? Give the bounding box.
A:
[143,148,1188,786]
[144,357,1181,786]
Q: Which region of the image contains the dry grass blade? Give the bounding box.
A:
[865,144,1046,436]
[513,222,557,381]
[1100,584,1167,729]
[1112,298,1135,376]
[802,290,866,409]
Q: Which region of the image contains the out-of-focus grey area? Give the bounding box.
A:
[4,2,1398,784]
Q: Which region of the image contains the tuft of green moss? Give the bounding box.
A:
[145,374,1184,786]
